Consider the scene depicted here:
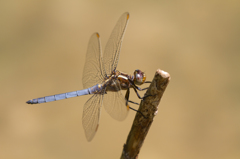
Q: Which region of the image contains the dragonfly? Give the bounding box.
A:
[26,12,150,141]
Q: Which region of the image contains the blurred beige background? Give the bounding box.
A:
[0,0,240,158]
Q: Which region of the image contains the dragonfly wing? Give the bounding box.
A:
[103,12,130,75]
[82,33,105,89]
[103,80,129,121]
[82,94,103,141]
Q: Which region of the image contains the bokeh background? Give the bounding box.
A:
[1,0,240,158]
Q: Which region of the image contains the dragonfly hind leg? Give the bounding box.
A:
[128,100,139,105]
[125,88,140,105]
[128,106,147,119]
[125,88,147,118]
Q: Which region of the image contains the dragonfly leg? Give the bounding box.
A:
[144,81,152,83]
[125,89,146,118]
[141,87,149,91]
[125,88,140,105]
[143,94,153,99]
[128,79,150,91]
[133,85,149,91]
[133,87,144,99]
[133,87,153,99]
[128,106,147,119]
[128,100,139,105]
[133,83,144,91]
[125,88,130,106]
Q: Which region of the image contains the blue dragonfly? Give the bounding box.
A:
[27,12,149,141]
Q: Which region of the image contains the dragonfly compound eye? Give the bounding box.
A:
[134,69,146,85]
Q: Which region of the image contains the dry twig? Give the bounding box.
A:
[121,69,171,159]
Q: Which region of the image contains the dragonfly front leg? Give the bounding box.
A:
[127,78,152,100]
[134,84,150,91]
[128,79,150,91]
[132,87,145,99]
[140,87,148,91]
[144,81,152,83]
[137,81,151,91]
[140,81,151,90]
[132,86,153,100]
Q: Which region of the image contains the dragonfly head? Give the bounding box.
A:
[133,69,146,85]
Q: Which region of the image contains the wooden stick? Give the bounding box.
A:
[121,69,171,159]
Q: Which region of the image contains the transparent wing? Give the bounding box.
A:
[103,12,130,75]
[103,79,129,121]
[82,33,105,89]
[82,94,103,141]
